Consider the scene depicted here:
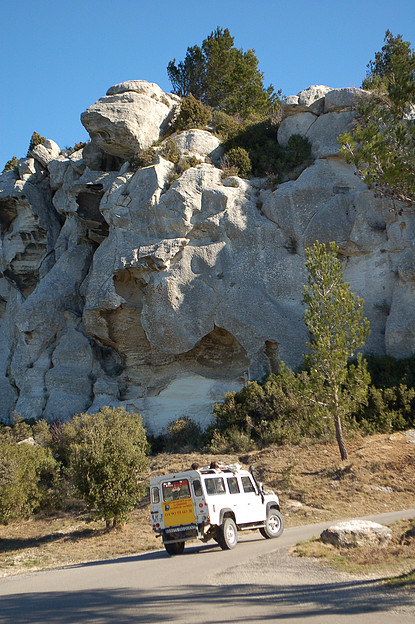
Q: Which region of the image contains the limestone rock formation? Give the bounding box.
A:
[0,80,414,432]
[81,80,180,159]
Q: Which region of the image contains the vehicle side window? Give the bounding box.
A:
[241,476,256,493]
[151,487,160,504]
[227,477,240,494]
[193,480,202,497]
[204,477,226,495]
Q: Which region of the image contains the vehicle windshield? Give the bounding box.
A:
[162,479,191,502]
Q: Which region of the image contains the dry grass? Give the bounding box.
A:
[293,518,415,586]
[1,433,414,578]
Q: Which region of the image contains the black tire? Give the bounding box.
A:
[164,540,185,555]
[217,517,238,550]
[260,509,284,539]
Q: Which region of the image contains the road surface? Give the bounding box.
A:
[0,509,414,623]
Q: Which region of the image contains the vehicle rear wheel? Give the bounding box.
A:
[217,517,238,550]
[260,509,284,539]
[164,540,185,555]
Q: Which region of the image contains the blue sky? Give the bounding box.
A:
[1,0,414,169]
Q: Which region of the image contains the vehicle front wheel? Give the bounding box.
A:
[217,517,238,550]
[164,540,185,555]
[259,509,284,539]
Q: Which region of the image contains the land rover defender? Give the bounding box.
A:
[150,463,283,555]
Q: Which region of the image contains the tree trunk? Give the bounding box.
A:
[333,412,348,460]
[333,387,348,460]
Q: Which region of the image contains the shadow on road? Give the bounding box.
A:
[0,579,413,623]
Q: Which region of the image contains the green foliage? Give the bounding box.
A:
[174,94,211,131]
[64,407,149,528]
[168,27,278,120]
[365,353,415,388]
[27,131,46,156]
[339,31,415,204]
[353,354,415,433]
[355,384,415,433]
[2,156,19,173]
[339,103,415,204]
[0,439,59,524]
[211,110,241,141]
[129,147,157,170]
[176,155,201,174]
[165,416,202,452]
[226,146,252,177]
[159,137,180,164]
[206,365,326,451]
[224,122,312,178]
[303,241,371,459]
[148,417,202,454]
[362,30,415,110]
[66,142,87,155]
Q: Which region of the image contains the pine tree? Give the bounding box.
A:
[167,27,277,119]
[303,242,371,460]
[339,31,415,205]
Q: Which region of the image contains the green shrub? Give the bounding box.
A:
[219,154,239,179]
[2,156,19,173]
[27,131,46,156]
[0,439,59,524]
[129,148,157,170]
[174,94,211,131]
[66,142,87,155]
[365,353,415,388]
[206,366,326,451]
[211,110,241,141]
[285,134,312,168]
[355,384,415,433]
[64,406,149,528]
[164,416,202,452]
[160,137,180,164]
[176,155,201,174]
[352,354,415,433]
[226,146,252,177]
[223,122,312,179]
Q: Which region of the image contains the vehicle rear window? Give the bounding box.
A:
[204,477,226,495]
[162,479,191,502]
[193,479,203,497]
[151,487,160,504]
[227,477,240,494]
[241,476,256,493]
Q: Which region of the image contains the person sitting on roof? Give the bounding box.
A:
[209,461,220,469]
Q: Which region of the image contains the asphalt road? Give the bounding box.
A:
[0,509,414,624]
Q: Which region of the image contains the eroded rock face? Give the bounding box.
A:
[81,81,180,159]
[0,81,414,432]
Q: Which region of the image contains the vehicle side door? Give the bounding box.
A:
[239,475,266,524]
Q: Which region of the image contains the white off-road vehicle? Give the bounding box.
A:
[150,463,283,555]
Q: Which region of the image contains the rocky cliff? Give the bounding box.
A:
[0,81,413,433]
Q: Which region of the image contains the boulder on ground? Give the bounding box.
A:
[320,519,393,547]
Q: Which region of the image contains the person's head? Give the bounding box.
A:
[191,462,200,470]
[210,461,220,469]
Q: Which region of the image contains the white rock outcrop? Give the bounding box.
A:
[0,80,414,432]
[320,520,393,547]
[81,81,179,159]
